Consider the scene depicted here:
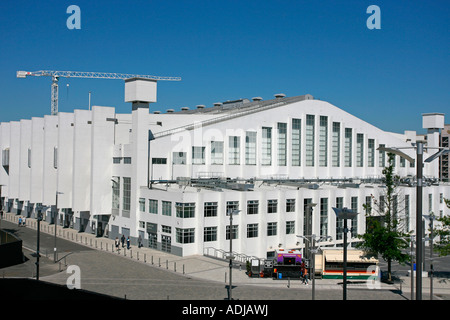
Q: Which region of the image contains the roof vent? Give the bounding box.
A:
[166,109,174,113]
[153,111,161,114]
[274,93,286,99]
[213,102,222,107]
[196,104,205,109]
[252,97,263,101]
[181,107,189,111]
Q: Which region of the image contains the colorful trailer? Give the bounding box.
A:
[275,249,302,265]
[315,249,379,280]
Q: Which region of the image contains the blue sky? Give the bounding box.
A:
[0,0,448,133]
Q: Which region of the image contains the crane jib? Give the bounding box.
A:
[17,70,181,81]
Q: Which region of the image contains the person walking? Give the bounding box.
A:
[126,236,130,249]
[115,237,120,253]
[121,234,125,248]
[301,266,309,285]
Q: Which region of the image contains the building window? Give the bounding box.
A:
[149,199,158,214]
[226,225,239,240]
[2,148,10,166]
[192,146,205,165]
[53,147,58,169]
[226,201,239,213]
[332,122,340,167]
[379,195,385,213]
[267,222,277,236]
[286,199,295,212]
[204,226,218,242]
[211,141,224,165]
[176,202,196,218]
[286,221,295,234]
[247,223,259,238]
[320,198,328,238]
[176,228,195,244]
[368,139,375,167]
[277,122,287,166]
[247,200,259,215]
[262,127,272,165]
[122,177,131,211]
[303,198,313,237]
[429,194,433,213]
[204,202,218,217]
[390,154,396,167]
[148,232,157,249]
[124,157,132,164]
[162,225,172,233]
[356,133,364,167]
[319,116,328,167]
[162,201,172,216]
[400,157,406,167]
[228,136,240,165]
[139,198,145,212]
[245,131,257,165]
[113,157,121,164]
[305,115,315,166]
[112,177,120,210]
[152,158,166,164]
[344,128,352,167]
[173,152,187,165]
[351,196,358,238]
[335,197,343,241]
[27,148,31,168]
[379,144,386,167]
[405,195,410,232]
[365,196,372,215]
[267,199,278,213]
[292,118,301,166]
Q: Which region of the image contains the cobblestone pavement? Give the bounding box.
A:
[2,213,450,301]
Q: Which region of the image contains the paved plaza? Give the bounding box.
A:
[1,212,450,301]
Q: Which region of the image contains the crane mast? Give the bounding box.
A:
[17,70,181,115]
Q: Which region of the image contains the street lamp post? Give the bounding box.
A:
[397,236,415,300]
[415,141,424,300]
[297,234,331,300]
[332,207,359,300]
[227,208,240,300]
[304,203,316,262]
[54,191,63,263]
[424,213,435,300]
[36,210,42,280]
[378,142,449,300]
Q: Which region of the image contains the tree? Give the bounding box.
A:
[434,198,450,256]
[357,153,410,282]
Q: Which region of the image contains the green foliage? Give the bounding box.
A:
[434,199,450,256]
[356,153,410,280]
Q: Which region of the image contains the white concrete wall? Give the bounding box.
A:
[29,117,44,204]
[0,123,11,198]
[90,106,115,215]
[42,115,58,208]
[72,109,92,213]
[146,99,419,182]
[56,112,74,209]
[0,99,447,259]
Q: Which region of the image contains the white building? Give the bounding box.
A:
[0,79,448,259]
